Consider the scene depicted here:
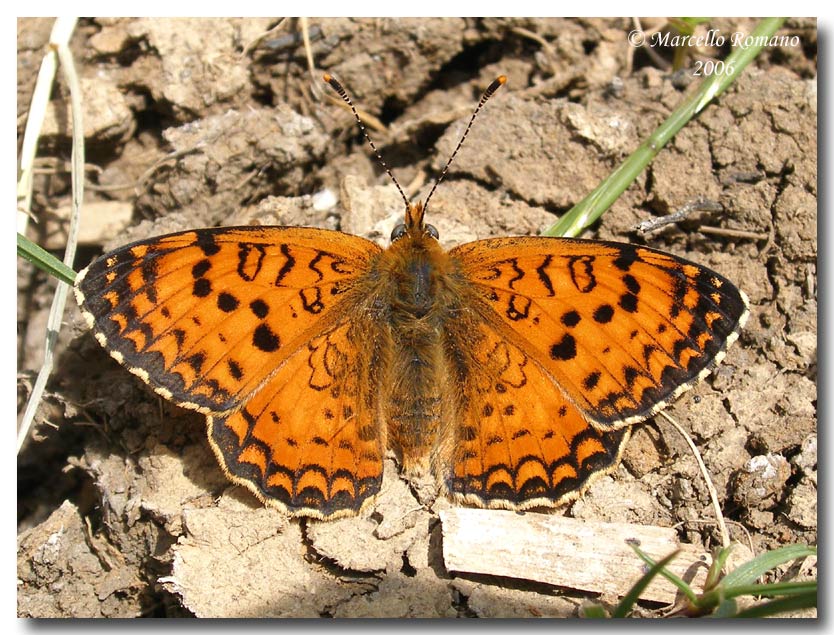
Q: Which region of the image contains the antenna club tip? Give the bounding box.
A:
[322,73,332,82]
[485,75,507,96]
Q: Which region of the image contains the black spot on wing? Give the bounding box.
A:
[593,304,614,323]
[217,292,239,312]
[583,371,601,390]
[550,334,577,361]
[561,310,581,327]
[253,324,280,352]
[192,259,211,278]
[613,248,639,271]
[619,292,638,313]
[197,234,220,256]
[193,278,211,298]
[187,352,206,373]
[250,299,269,318]
[142,259,159,303]
[623,274,641,295]
[228,359,243,380]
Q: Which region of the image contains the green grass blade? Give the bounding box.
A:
[712,598,739,618]
[580,604,610,618]
[699,579,817,611]
[18,232,77,285]
[545,17,786,238]
[720,544,816,587]
[612,549,683,618]
[730,591,817,618]
[722,580,817,599]
[704,544,735,591]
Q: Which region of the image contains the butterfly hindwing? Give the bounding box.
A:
[442,317,628,509]
[208,319,386,518]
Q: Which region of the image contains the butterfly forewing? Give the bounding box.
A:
[75,227,382,414]
[450,237,750,428]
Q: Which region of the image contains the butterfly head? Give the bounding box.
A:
[390,201,440,244]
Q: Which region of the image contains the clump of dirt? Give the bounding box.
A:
[18,18,816,618]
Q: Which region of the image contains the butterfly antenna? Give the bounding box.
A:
[323,74,409,209]
[423,75,506,214]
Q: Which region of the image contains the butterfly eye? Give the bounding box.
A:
[426,224,440,240]
[390,224,407,241]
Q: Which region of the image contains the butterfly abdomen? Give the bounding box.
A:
[381,316,445,474]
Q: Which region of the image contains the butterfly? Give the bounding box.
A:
[74,76,749,520]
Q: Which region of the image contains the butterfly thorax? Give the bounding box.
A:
[388,240,444,317]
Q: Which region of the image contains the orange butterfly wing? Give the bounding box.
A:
[75,227,381,412]
[443,237,749,507]
[442,317,629,509]
[208,319,386,517]
[450,237,750,427]
[75,226,386,517]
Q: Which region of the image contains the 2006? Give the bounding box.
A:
[694,60,735,76]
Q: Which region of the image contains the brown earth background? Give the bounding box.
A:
[17,17,817,617]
